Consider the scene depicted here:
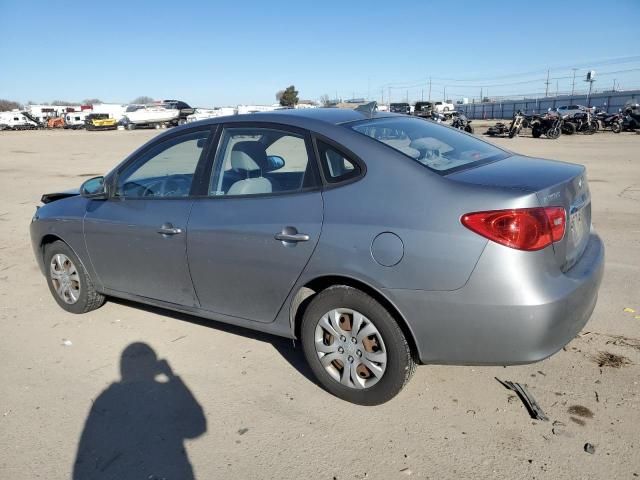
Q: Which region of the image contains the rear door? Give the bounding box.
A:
[84,127,214,305]
[187,123,323,322]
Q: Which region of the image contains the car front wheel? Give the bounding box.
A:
[301,286,416,405]
[44,241,105,314]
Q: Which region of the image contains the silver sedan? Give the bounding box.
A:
[30,107,604,404]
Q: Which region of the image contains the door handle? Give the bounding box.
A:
[275,233,310,242]
[158,223,183,236]
[274,226,309,244]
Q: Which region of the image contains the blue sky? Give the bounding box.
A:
[1,0,639,107]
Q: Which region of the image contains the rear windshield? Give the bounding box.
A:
[349,117,508,174]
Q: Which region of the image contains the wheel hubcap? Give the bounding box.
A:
[49,254,81,304]
[314,308,387,389]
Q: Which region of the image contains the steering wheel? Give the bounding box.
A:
[141,175,191,197]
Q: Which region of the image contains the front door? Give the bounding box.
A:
[187,125,323,322]
[84,128,213,306]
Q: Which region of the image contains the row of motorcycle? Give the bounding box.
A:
[486,105,640,140]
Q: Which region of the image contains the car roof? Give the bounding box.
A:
[195,107,398,127]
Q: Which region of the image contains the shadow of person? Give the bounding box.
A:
[73,343,206,480]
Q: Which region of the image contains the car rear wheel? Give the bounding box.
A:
[301,285,416,405]
[44,241,105,314]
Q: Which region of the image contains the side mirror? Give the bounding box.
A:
[265,155,285,171]
[80,176,107,199]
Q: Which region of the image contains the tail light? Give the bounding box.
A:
[461,207,566,251]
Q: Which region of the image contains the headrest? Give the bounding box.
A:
[231,141,267,172]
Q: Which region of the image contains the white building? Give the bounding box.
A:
[90,103,128,121]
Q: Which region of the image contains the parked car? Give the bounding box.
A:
[433,101,454,114]
[413,101,433,118]
[554,105,586,117]
[389,102,411,114]
[30,108,604,405]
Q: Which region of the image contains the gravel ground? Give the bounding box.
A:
[0,127,638,479]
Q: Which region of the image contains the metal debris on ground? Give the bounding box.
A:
[61,339,72,347]
[584,443,596,454]
[495,378,549,421]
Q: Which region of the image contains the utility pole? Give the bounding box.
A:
[443,86,446,101]
[381,88,384,105]
[612,79,616,92]
[545,69,550,97]
[388,86,391,105]
[480,87,483,103]
[571,68,578,96]
[556,80,559,96]
[428,77,432,101]
[421,89,424,101]
[585,70,596,107]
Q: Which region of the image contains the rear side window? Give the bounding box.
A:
[316,140,360,183]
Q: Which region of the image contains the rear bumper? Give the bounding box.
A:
[385,232,604,365]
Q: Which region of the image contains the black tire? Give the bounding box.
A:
[531,124,542,138]
[611,121,622,133]
[44,241,105,314]
[562,122,576,135]
[584,122,596,135]
[464,125,474,134]
[508,127,516,138]
[301,285,416,405]
[546,127,561,139]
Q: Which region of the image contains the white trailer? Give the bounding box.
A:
[186,107,236,123]
[0,111,39,130]
[64,111,88,129]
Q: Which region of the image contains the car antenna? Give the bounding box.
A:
[354,101,378,117]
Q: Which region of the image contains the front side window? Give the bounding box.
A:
[210,127,315,196]
[116,130,210,198]
[350,117,508,174]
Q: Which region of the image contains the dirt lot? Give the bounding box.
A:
[1,128,639,479]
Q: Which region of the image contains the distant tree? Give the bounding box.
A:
[319,94,331,107]
[51,100,80,106]
[131,96,154,104]
[279,85,299,107]
[275,90,284,102]
[83,98,103,105]
[0,99,22,111]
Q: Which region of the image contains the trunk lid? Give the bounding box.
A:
[449,155,591,271]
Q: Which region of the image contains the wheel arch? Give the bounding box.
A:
[290,275,420,363]
[39,234,95,286]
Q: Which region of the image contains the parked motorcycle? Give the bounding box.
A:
[508,110,526,138]
[595,110,622,133]
[530,112,566,139]
[569,111,598,135]
[450,112,474,133]
[485,121,510,136]
[620,102,640,131]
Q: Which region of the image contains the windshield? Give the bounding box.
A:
[350,117,508,174]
